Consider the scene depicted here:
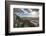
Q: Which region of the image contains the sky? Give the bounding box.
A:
[14,8,39,17]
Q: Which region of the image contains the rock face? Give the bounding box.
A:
[14,15,39,28]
